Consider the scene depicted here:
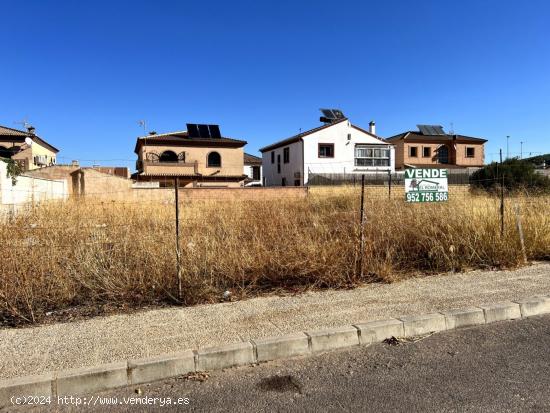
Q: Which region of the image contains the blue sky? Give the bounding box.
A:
[1,0,549,168]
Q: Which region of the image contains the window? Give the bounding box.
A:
[294,179,300,187]
[283,147,290,163]
[159,150,178,162]
[207,151,221,167]
[437,145,449,164]
[318,143,334,158]
[271,151,275,164]
[409,146,418,157]
[355,145,391,167]
[252,166,260,180]
[423,147,431,158]
[282,177,287,186]
[277,154,281,173]
[466,147,475,158]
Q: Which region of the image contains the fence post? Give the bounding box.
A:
[358,174,366,278]
[499,149,505,237]
[514,203,527,264]
[174,177,182,302]
[388,171,392,199]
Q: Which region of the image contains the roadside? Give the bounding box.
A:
[1,262,549,380]
[12,314,550,412]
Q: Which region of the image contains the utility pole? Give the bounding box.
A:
[506,136,510,160]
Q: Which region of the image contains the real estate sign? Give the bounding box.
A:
[404,168,448,203]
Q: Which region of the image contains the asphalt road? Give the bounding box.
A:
[16,315,550,412]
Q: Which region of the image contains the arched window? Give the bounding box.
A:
[159,150,178,163]
[437,145,449,164]
[207,151,221,167]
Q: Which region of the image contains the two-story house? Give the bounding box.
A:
[386,125,487,170]
[0,124,59,170]
[259,110,395,186]
[133,123,247,187]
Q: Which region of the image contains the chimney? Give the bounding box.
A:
[26,125,36,135]
[369,121,376,135]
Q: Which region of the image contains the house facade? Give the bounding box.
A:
[243,153,262,186]
[386,125,487,170]
[0,125,59,171]
[260,117,395,186]
[133,124,247,187]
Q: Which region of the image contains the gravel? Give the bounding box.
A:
[1,262,549,380]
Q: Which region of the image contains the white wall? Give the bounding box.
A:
[0,161,68,207]
[303,120,395,183]
[243,164,263,186]
[262,139,303,186]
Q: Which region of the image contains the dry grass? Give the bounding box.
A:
[1,187,549,326]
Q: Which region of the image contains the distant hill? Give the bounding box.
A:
[524,153,550,166]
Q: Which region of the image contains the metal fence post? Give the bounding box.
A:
[499,149,505,237]
[174,177,182,301]
[358,174,366,278]
[388,171,392,199]
[514,203,527,264]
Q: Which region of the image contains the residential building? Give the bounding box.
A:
[0,125,59,171]
[386,125,487,170]
[133,124,247,187]
[243,153,262,186]
[259,111,395,186]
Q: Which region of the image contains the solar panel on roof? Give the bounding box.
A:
[320,108,346,120]
[321,109,336,119]
[198,124,210,138]
[208,125,221,139]
[333,109,345,119]
[417,124,446,136]
[187,123,200,138]
[432,125,445,135]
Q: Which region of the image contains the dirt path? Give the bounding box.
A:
[1,262,549,380]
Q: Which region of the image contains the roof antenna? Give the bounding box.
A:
[14,118,30,129]
[138,120,147,133]
[449,122,455,135]
[138,120,148,158]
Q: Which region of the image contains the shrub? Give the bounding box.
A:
[471,158,550,193]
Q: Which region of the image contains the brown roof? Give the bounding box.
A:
[244,152,262,165]
[0,125,60,153]
[134,130,247,153]
[386,131,487,144]
[259,118,389,153]
[0,125,28,136]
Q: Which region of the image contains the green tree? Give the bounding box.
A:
[471,158,550,193]
[2,158,23,185]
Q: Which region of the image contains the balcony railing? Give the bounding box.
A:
[137,160,199,174]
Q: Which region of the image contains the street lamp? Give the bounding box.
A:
[520,141,523,159]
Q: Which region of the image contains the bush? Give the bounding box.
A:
[471,158,550,193]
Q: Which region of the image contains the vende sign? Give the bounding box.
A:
[404,168,449,203]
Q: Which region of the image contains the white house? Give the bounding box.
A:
[259,116,395,186]
[243,153,262,186]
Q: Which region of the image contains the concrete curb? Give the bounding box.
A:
[2,294,550,409]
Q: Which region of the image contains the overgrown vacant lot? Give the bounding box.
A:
[1,187,549,326]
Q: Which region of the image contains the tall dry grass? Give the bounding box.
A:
[1,187,549,326]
